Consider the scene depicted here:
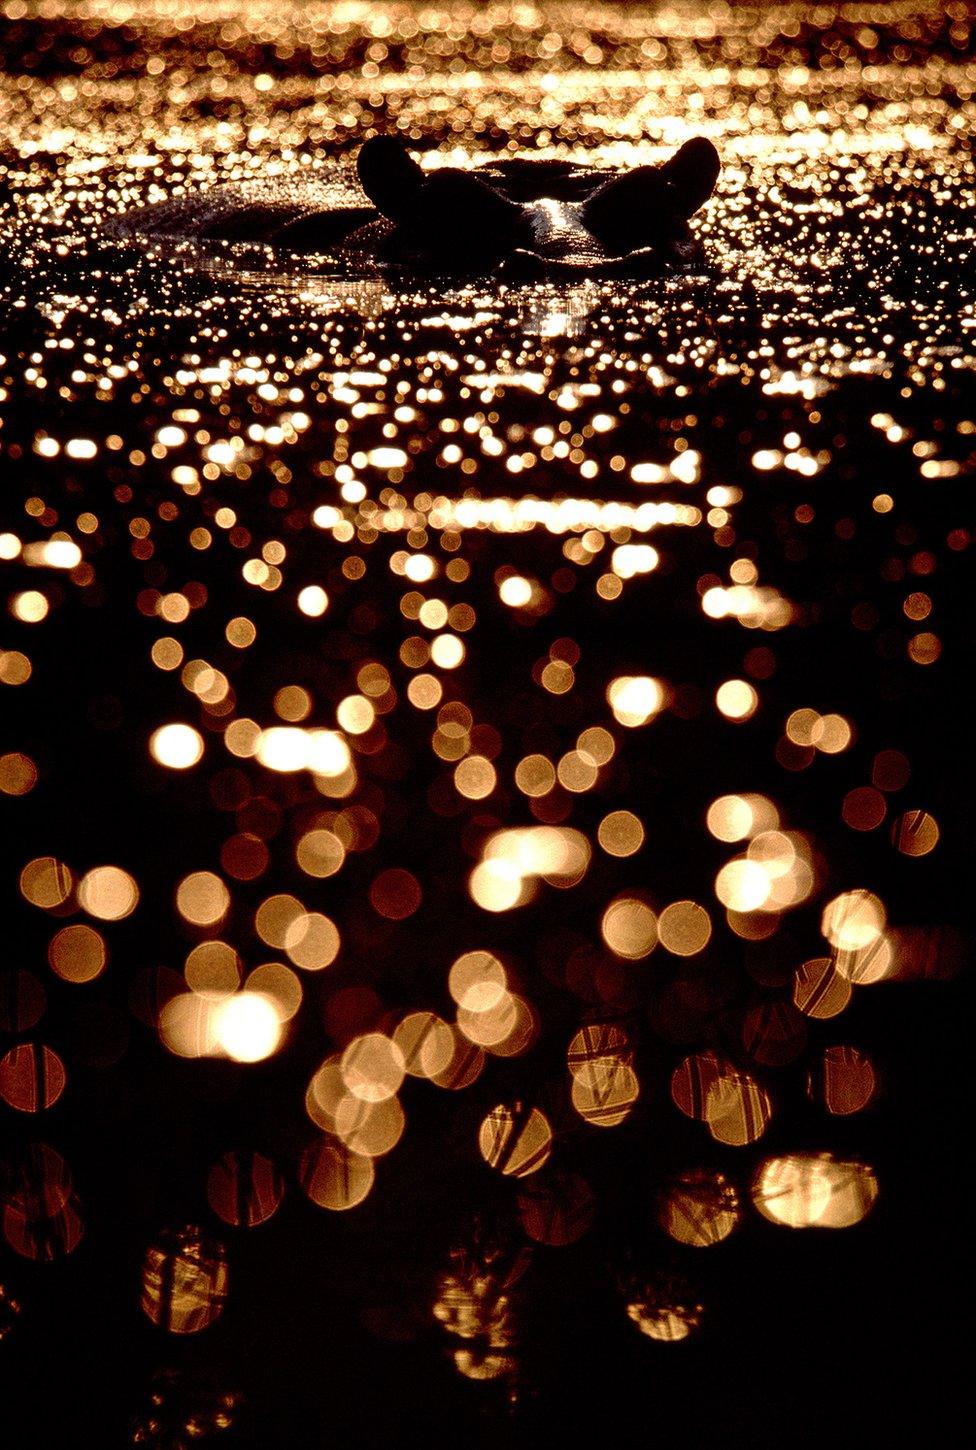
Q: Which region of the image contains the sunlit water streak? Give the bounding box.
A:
[0,1,972,1442]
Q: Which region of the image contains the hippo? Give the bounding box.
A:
[107,135,720,279]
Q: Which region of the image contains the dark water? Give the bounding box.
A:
[0,3,972,1444]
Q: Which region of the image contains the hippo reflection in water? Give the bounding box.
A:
[111,135,721,279]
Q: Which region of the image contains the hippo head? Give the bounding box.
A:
[356,135,721,278]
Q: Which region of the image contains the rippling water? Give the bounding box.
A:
[0,3,972,1444]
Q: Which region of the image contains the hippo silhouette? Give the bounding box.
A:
[108,135,720,279]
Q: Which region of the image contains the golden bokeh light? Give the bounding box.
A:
[705,1072,772,1146]
[471,827,591,911]
[469,857,527,912]
[255,893,304,949]
[570,1058,639,1127]
[626,1301,702,1342]
[150,722,204,769]
[671,1052,732,1120]
[707,794,779,842]
[211,992,284,1062]
[21,857,73,910]
[48,924,107,984]
[336,694,375,734]
[514,753,556,797]
[207,1151,283,1228]
[255,726,352,778]
[159,994,219,1059]
[792,957,852,1019]
[340,1033,405,1103]
[891,810,939,856]
[225,616,257,649]
[78,866,139,921]
[832,936,894,986]
[333,1092,406,1158]
[485,994,538,1058]
[809,1046,876,1116]
[457,991,518,1049]
[715,859,771,912]
[715,679,758,721]
[0,752,37,795]
[454,755,497,800]
[478,1104,552,1177]
[556,750,598,793]
[297,585,329,617]
[821,890,887,952]
[0,1044,67,1113]
[657,901,712,956]
[428,1029,485,1091]
[0,650,32,686]
[600,897,658,959]
[577,727,615,766]
[184,940,241,998]
[245,962,303,1021]
[607,675,665,727]
[449,950,507,1013]
[0,0,964,1411]
[753,1155,878,1229]
[498,575,534,607]
[275,685,312,723]
[567,1023,633,1078]
[284,912,342,971]
[393,1012,455,1079]
[176,871,230,928]
[142,1227,228,1333]
[811,714,852,754]
[301,1138,374,1211]
[11,590,49,623]
[660,1171,740,1248]
[596,810,644,857]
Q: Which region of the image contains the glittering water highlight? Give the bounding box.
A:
[0,2,972,1444]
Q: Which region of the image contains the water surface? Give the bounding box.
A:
[0,3,972,1443]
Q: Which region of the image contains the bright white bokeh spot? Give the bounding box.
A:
[150,723,204,769]
[716,679,758,720]
[212,993,283,1062]
[298,585,328,617]
[608,675,664,727]
[499,575,533,607]
[715,859,771,911]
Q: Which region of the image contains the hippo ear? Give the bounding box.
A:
[660,138,721,217]
[357,136,425,223]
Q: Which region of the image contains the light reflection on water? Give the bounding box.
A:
[0,0,971,1440]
